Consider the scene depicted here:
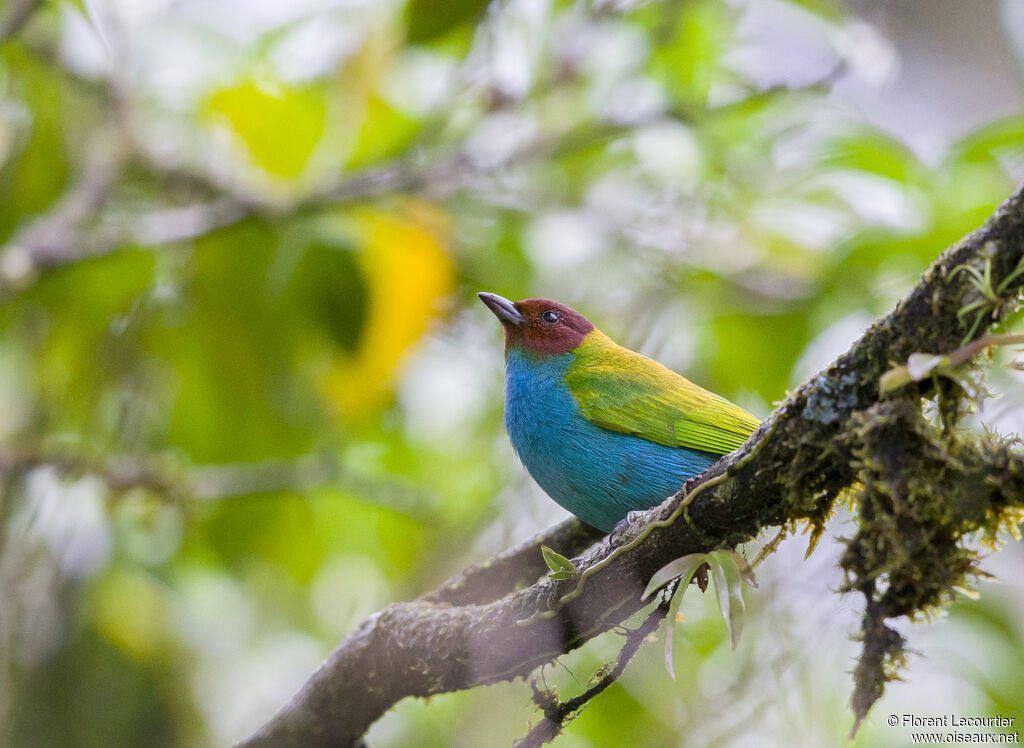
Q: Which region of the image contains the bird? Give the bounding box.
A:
[478,292,760,533]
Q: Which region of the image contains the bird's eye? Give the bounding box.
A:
[541,310,560,324]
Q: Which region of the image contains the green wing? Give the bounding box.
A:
[565,331,760,454]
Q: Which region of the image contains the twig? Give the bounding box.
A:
[0,127,125,297]
[0,446,186,500]
[517,604,666,748]
[126,198,252,247]
[879,332,1024,392]
[0,446,438,517]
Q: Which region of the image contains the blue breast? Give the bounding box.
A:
[503,349,716,532]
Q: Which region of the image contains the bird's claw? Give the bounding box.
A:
[611,510,648,538]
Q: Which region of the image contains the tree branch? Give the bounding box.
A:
[0,127,125,298]
[519,603,667,747]
[0,446,440,518]
[238,185,1024,747]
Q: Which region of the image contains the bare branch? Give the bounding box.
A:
[127,198,252,247]
[0,128,125,297]
[0,447,439,518]
[518,604,666,748]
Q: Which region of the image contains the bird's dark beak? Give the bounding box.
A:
[478,292,525,327]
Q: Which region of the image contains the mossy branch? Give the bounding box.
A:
[240,182,1024,748]
[840,400,1024,730]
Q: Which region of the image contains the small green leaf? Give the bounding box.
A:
[406,0,490,44]
[906,352,948,381]
[880,353,951,392]
[540,545,576,580]
[728,551,759,589]
[649,0,733,108]
[708,551,747,650]
[823,130,928,185]
[662,562,706,680]
[947,114,1024,167]
[648,550,757,676]
[878,365,912,393]
[642,552,709,600]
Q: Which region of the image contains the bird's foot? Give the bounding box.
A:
[624,510,647,525]
[610,510,649,539]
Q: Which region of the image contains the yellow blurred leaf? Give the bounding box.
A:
[323,202,454,423]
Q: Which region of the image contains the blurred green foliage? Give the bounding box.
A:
[0,0,1023,746]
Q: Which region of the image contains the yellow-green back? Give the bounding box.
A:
[565,330,760,454]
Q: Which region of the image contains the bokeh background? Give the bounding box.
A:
[1,0,1023,746]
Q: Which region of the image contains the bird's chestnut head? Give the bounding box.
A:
[478,292,594,355]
